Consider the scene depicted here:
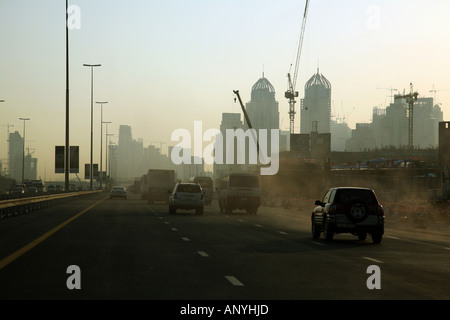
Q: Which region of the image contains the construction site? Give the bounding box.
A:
[241,0,450,229]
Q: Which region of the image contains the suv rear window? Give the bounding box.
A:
[335,189,377,204]
[176,184,201,193]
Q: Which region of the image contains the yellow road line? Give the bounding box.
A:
[0,196,108,270]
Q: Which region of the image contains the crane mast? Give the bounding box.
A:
[286,0,309,135]
[394,83,419,149]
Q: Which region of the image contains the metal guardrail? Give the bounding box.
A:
[0,190,102,220]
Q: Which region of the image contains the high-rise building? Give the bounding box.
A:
[8,131,23,182]
[117,125,144,182]
[300,68,332,134]
[245,74,280,132]
[347,95,443,151]
[118,125,132,181]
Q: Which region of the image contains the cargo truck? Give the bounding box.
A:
[147,169,176,204]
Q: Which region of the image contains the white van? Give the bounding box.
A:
[217,173,261,214]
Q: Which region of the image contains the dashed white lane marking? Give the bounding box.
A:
[164,221,170,224]
[171,228,178,231]
[362,257,384,264]
[225,276,244,286]
[444,247,450,251]
[182,237,190,241]
[255,224,263,228]
[311,241,325,246]
[278,231,288,235]
[386,236,400,240]
[198,251,209,257]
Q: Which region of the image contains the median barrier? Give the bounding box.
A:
[0,190,102,220]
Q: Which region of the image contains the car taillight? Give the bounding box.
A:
[329,204,339,214]
[173,193,177,199]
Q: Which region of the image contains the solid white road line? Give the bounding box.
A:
[386,236,400,240]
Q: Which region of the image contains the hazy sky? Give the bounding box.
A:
[1,0,450,181]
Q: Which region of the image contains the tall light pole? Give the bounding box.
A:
[19,118,30,183]
[106,133,114,181]
[83,64,101,190]
[96,101,108,189]
[103,122,112,188]
[65,0,70,192]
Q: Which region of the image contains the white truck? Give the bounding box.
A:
[147,169,176,204]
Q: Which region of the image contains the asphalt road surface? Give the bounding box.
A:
[0,191,449,302]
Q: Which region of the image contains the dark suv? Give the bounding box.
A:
[311,187,384,243]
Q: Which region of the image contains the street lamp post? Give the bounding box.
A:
[96,101,108,189]
[65,0,70,192]
[19,118,30,183]
[83,64,101,190]
[106,133,114,181]
[103,122,112,188]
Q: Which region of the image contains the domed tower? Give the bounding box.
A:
[245,73,280,132]
[300,68,332,134]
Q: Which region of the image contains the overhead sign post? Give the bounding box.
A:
[70,146,79,173]
[84,163,90,180]
[55,146,65,173]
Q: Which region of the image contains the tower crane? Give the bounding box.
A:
[394,83,418,149]
[376,87,398,103]
[286,0,309,135]
[429,84,449,104]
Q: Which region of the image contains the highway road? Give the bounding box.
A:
[0,191,449,302]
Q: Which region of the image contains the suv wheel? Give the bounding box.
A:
[196,207,204,215]
[312,221,321,239]
[324,221,334,242]
[372,230,383,244]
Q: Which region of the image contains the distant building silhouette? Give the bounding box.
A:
[7,131,37,182]
[8,131,23,182]
[300,68,332,135]
[330,119,351,151]
[213,113,246,181]
[245,74,280,132]
[347,96,443,151]
[117,125,144,182]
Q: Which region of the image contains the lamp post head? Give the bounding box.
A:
[83,64,101,67]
